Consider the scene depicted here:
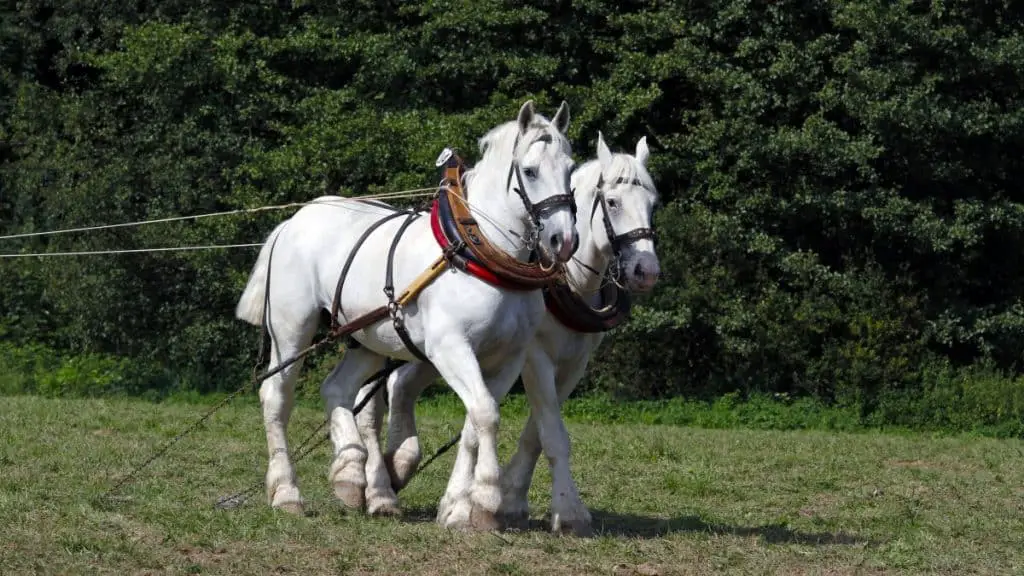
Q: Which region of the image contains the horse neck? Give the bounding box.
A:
[565,177,611,297]
[463,160,533,261]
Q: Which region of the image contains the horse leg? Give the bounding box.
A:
[384,362,438,492]
[499,414,539,528]
[502,352,593,536]
[435,417,478,528]
[321,346,386,511]
[438,358,522,531]
[354,378,401,516]
[540,357,592,536]
[430,338,523,531]
[259,314,319,515]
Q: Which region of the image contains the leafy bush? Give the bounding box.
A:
[2,1,1024,436]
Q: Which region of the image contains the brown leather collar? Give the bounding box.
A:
[441,153,565,289]
[543,276,631,333]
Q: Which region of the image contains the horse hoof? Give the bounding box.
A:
[500,511,530,532]
[367,493,402,517]
[333,480,366,510]
[369,502,402,517]
[384,458,405,492]
[438,497,471,530]
[384,450,420,493]
[470,504,502,532]
[269,485,304,516]
[555,519,594,538]
[273,500,305,516]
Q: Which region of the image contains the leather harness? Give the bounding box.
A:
[327,145,575,361]
[323,145,656,364]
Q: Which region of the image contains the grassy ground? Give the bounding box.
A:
[0,394,1022,575]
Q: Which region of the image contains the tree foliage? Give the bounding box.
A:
[2,0,1023,426]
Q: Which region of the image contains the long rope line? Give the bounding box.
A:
[0,190,540,259]
[0,185,575,263]
[0,243,264,258]
[0,188,437,241]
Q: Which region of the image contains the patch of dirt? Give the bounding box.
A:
[886,459,938,469]
[613,563,665,576]
[885,458,983,475]
[175,544,229,567]
[784,566,893,576]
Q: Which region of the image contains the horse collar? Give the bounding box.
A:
[543,276,632,333]
[430,151,566,290]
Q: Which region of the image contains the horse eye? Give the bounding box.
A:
[607,198,618,208]
[523,167,537,179]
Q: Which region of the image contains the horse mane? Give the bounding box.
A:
[462,114,571,195]
[572,148,659,214]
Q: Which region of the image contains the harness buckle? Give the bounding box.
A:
[442,238,466,261]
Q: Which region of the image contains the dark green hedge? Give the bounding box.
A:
[2,1,1023,431]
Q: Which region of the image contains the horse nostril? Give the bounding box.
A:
[549,234,563,255]
[633,262,643,278]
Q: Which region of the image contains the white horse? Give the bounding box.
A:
[234,100,579,531]
[359,132,661,534]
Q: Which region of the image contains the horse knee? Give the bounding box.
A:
[468,400,500,438]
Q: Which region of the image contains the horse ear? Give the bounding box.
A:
[553,100,571,134]
[517,100,536,134]
[597,131,613,170]
[635,136,650,166]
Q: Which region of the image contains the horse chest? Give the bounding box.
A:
[466,293,543,355]
[538,321,605,365]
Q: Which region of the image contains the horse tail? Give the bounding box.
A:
[235,220,288,326]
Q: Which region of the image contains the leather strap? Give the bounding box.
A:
[430,198,536,290]
[591,179,657,254]
[328,200,439,363]
[384,211,430,362]
[505,158,577,222]
[331,205,415,330]
[329,304,390,341]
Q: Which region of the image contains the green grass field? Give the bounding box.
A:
[1,394,1021,575]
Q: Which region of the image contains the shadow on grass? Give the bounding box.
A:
[397,506,870,546]
[588,509,870,545]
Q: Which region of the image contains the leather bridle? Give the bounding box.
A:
[504,132,578,254]
[590,174,658,268]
